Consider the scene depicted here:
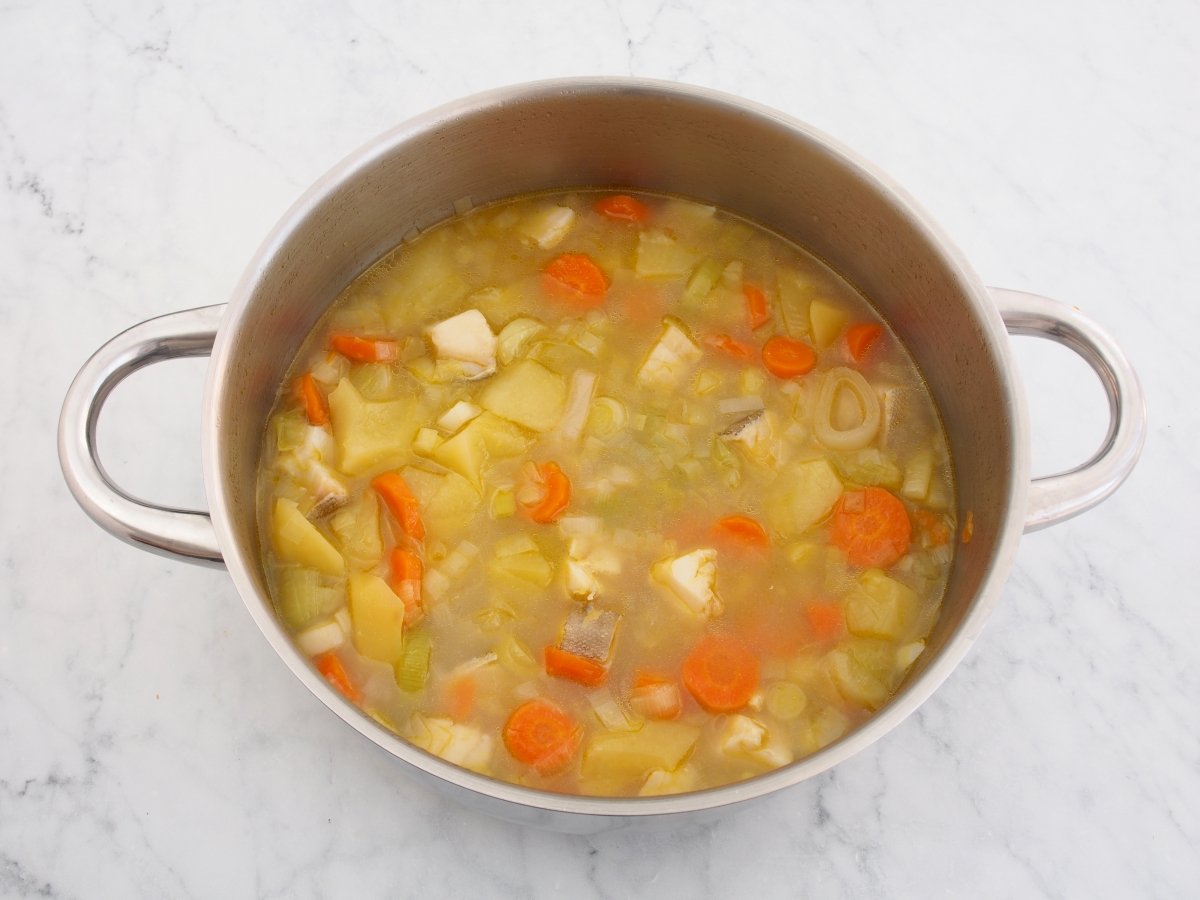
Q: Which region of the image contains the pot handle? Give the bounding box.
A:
[58,305,227,566]
[990,288,1146,532]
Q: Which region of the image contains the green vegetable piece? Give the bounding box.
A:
[395,631,432,692]
[276,567,342,631]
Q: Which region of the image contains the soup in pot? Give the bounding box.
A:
[257,190,956,796]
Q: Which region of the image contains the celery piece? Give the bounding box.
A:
[395,631,432,692]
[765,682,808,720]
[276,567,342,631]
[274,409,309,453]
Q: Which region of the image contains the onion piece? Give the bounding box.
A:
[558,370,598,442]
[814,367,881,451]
[717,395,765,416]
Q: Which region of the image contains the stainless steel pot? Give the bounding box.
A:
[58,78,1145,831]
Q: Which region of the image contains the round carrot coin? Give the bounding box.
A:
[829,486,912,568]
[682,633,760,713]
[503,698,582,775]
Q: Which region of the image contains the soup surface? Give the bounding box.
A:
[257,190,956,796]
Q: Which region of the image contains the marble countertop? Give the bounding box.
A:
[3,1,1197,896]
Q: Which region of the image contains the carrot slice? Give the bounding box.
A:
[373,472,425,541]
[329,333,400,363]
[713,514,769,549]
[523,461,571,524]
[544,645,608,687]
[296,373,329,426]
[846,323,883,362]
[829,486,912,568]
[595,194,650,223]
[762,335,816,379]
[503,699,582,774]
[447,676,476,721]
[743,284,770,330]
[682,633,759,713]
[314,652,361,703]
[388,548,424,625]
[805,602,846,640]
[543,253,608,307]
[704,333,755,361]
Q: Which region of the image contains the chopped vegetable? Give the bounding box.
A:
[496,317,547,365]
[295,617,346,656]
[704,333,754,361]
[447,675,476,720]
[326,379,424,475]
[276,567,341,630]
[348,573,406,664]
[479,359,566,432]
[637,318,702,389]
[503,698,582,774]
[713,515,769,549]
[595,194,650,223]
[519,205,577,248]
[829,487,912,568]
[329,333,400,364]
[635,230,697,278]
[408,714,494,772]
[372,472,425,541]
[329,492,383,570]
[557,370,598,442]
[814,367,882,451]
[764,682,808,720]
[271,498,345,575]
[766,458,843,536]
[544,645,608,687]
[761,335,816,379]
[743,284,771,330]
[844,569,917,639]
[805,602,846,640]
[809,298,849,348]
[388,548,424,626]
[682,633,759,712]
[395,629,432,692]
[521,461,572,524]
[314,651,361,703]
[543,253,609,305]
[845,322,883,362]
[630,673,682,720]
[718,714,793,768]
[296,373,330,426]
[581,721,700,779]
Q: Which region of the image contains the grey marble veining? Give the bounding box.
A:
[2,0,1198,897]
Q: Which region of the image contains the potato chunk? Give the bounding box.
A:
[845,569,919,640]
[348,573,405,664]
[478,359,566,432]
[766,458,843,536]
[327,379,424,475]
[581,721,701,779]
[271,498,344,576]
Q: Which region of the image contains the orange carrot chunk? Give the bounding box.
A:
[744,284,771,330]
[373,472,425,541]
[713,514,769,549]
[595,194,650,223]
[523,461,572,524]
[543,253,609,307]
[682,633,760,713]
[805,602,846,640]
[704,333,755,361]
[829,486,912,568]
[503,698,582,774]
[388,548,424,626]
[314,652,361,703]
[762,335,817,379]
[447,676,476,721]
[544,645,608,687]
[296,372,329,426]
[329,333,400,363]
[846,323,884,363]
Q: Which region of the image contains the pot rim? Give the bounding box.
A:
[202,76,1029,819]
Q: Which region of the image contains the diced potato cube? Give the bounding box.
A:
[348,573,406,664]
[845,569,918,640]
[272,498,344,576]
[581,721,701,778]
[809,297,849,348]
[635,229,698,278]
[431,411,533,487]
[423,472,482,538]
[518,204,576,249]
[329,492,383,570]
[767,458,844,536]
[327,379,424,476]
[478,359,566,432]
[489,549,553,587]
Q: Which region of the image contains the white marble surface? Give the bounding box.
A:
[2,0,1197,896]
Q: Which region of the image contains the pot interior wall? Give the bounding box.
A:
[216,83,1020,691]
